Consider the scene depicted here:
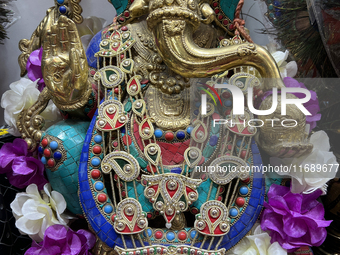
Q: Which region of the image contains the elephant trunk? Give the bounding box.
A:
[148,15,284,91]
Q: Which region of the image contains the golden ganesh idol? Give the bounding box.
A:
[16,0,311,254]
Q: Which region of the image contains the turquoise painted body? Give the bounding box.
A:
[43,120,90,215]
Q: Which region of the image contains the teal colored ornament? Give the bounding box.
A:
[109,0,129,16]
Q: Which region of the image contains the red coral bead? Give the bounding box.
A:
[42,138,48,147]
[178,231,187,240]
[164,132,174,141]
[91,170,101,179]
[44,149,51,158]
[236,197,245,207]
[98,194,107,203]
[155,231,163,239]
[47,158,55,168]
[93,146,102,154]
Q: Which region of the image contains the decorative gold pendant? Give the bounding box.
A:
[194,201,230,236]
[114,198,148,234]
[142,174,202,228]
[96,100,128,132]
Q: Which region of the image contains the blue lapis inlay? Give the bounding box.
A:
[209,135,218,146]
[50,141,58,150]
[176,131,186,140]
[54,151,62,160]
[91,158,101,167]
[154,129,163,138]
[57,0,64,4]
[38,146,43,154]
[171,167,182,174]
[95,182,104,191]
[94,135,103,143]
[240,186,249,196]
[59,6,67,14]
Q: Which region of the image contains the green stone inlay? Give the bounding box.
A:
[137,157,148,168]
[124,100,132,112]
[202,145,214,158]
[116,158,127,168]
[105,69,115,81]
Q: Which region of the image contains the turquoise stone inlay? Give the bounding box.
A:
[95,182,104,191]
[50,141,58,150]
[229,208,238,217]
[240,186,249,195]
[166,232,175,241]
[44,120,90,215]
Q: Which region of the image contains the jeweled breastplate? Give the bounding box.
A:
[79,23,265,255]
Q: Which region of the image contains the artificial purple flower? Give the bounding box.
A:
[25,225,96,255]
[261,184,332,252]
[0,138,47,189]
[26,47,45,92]
[283,77,321,130]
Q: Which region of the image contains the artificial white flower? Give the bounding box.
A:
[77,16,107,50]
[266,43,298,78]
[1,78,62,136]
[10,183,72,242]
[227,224,287,255]
[271,130,337,195]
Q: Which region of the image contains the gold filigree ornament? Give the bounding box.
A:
[96,100,128,132]
[191,120,208,143]
[229,71,262,93]
[142,174,202,228]
[113,198,148,234]
[94,66,124,88]
[144,143,161,166]
[208,156,250,185]
[132,99,146,117]
[115,245,226,255]
[126,75,142,96]
[95,30,135,57]
[226,109,257,136]
[184,147,202,168]
[194,201,230,236]
[101,151,140,182]
[138,118,155,140]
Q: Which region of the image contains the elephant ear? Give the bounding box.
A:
[210,0,240,33]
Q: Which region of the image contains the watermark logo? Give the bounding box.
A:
[201,84,312,116]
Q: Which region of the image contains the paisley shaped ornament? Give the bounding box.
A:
[101,151,140,182]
